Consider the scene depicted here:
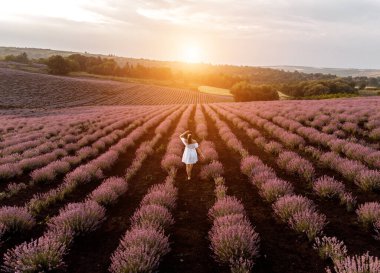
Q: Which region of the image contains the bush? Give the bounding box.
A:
[89,177,128,206]
[231,81,279,102]
[313,236,347,263]
[209,220,260,273]
[141,185,177,210]
[47,201,106,235]
[109,227,170,273]
[259,179,294,203]
[288,208,327,241]
[200,160,224,180]
[356,202,380,229]
[0,206,35,238]
[272,194,315,222]
[131,204,174,230]
[46,55,72,75]
[330,252,380,273]
[2,232,68,272]
[209,196,245,220]
[4,52,29,64]
[313,176,345,199]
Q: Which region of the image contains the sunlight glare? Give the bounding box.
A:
[182,44,202,63]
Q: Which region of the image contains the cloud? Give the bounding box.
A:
[1,0,380,68]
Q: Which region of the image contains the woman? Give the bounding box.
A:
[180,130,204,180]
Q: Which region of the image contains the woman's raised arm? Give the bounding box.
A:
[180,130,190,138]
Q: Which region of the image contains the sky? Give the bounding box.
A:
[1,0,380,68]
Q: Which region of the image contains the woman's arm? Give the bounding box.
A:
[196,148,205,159]
[179,130,190,138]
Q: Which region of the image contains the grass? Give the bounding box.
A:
[300,93,360,100]
[277,91,292,100]
[358,89,380,96]
[198,86,232,97]
[69,72,199,91]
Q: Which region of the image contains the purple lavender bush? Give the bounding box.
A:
[313,236,347,263]
[272,194,315,221]
[47,200,106,235]
[288,208,327,241]
[259,178,294,203]
[131,204,174,230]
[200,160,224,180]
[356,202,380,229]
[0,206,35,239]
[2,231,70,272]
[109,227,170,273]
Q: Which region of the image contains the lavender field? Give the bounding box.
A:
[0,68,232,108]
[0,94,380,273]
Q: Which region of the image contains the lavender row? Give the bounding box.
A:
[109,105,192,272]
[196,116,260,273]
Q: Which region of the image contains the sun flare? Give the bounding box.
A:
[181,44,202,63]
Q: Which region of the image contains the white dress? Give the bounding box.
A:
[181,137,198,164]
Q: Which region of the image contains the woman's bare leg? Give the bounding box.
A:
[186,164,190,179]
[188,164,193,179]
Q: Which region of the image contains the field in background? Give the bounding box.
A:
[198,85,232,97]
[0,68,233,108]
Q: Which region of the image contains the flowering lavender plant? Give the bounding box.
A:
[2,232,68,272]
[0,206,35,239]
[131,204,174,230]
[313,176,345,199]
[259,179,294,203]
[141,184,177,210]
[313,236,347,263]
[209,196,245,220]
[272,194,315,222]
[89,177,127,206]
[109,227,170,273]
[209,218,260,273]
[47,200,106,235]
[331,252,380,273]
[288,208,326,241]
[356,202,380,229]
[200,160,224,180]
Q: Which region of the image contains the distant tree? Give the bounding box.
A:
[304,83,330,96]
[368,77,379,87]
[46,55,71,75]
[358,82,367,90]
[280,78,356,97]
[231,81,279,101]
[4,52,29,64]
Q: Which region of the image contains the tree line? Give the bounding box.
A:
[2,52,380,102]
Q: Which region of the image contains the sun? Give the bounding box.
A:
[181,44,202,63]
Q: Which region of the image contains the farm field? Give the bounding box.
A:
[198,85,232,97]
[0,68,233,109]
[0,96,379,273]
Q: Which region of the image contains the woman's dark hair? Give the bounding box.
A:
[187,133,193,144]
